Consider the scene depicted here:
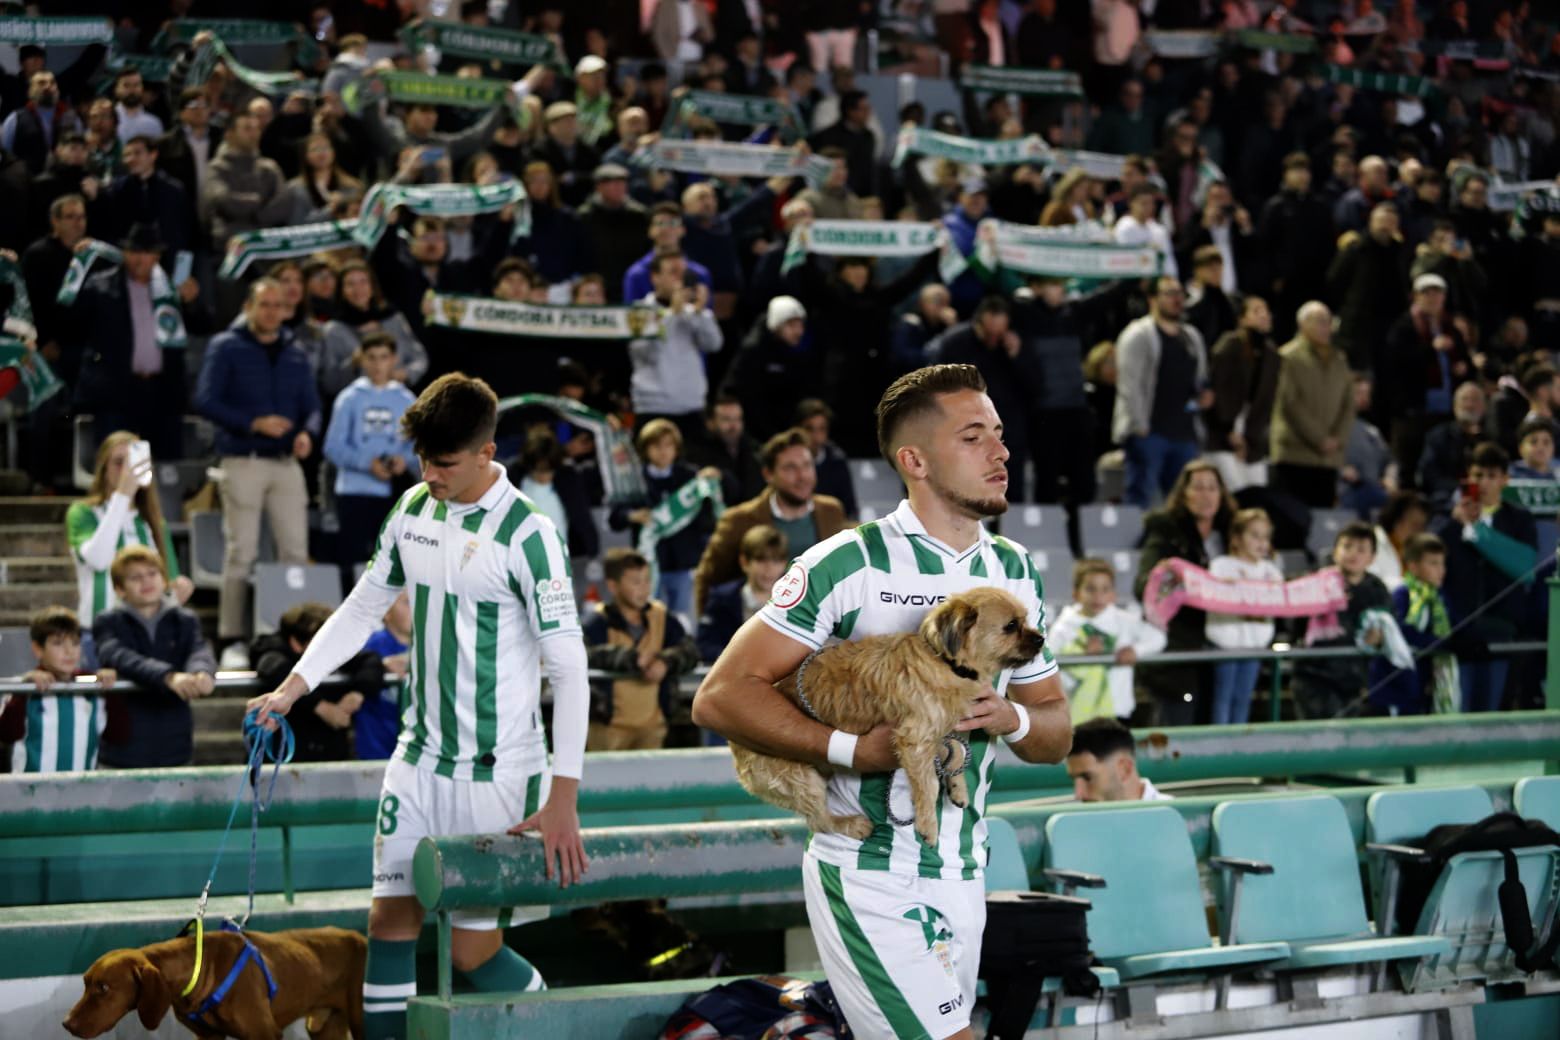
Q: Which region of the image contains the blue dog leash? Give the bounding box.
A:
[180,709,295,1004]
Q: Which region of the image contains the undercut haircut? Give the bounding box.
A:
[400,373,498,457]
[603,546,650,583]
[1069,718,1136,760]
[30,605,81,646]
[875,364,988,467]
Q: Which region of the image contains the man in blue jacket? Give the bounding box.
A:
[194,276,320,666]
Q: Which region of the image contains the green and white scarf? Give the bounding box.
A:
[1503,480,1560,515]
[354,180,530,251]
[399,20,561,67]
[780,219,959,277]
[496,394,646,505]
[0,255,35,335]
[56,242,187,349]
[219,220,362,279]
[186,34,318,99]
[1402,572,1458,714]
[154,18,310,49]
[105,50,175,84]
[958,64,1083,97]
[1489,179,1555,213]
[1145,30,1223,59]
[635,473,724,590]
[341,70,515,115]
[1235,28,1318,53]
[891,127,1051,168]
[424,291,664,339]
[667,90,805,139]
[1042,149,1135,180]
[0,16,114,45]
[637,139,834,186]
[937,219,1160,282]
[0,339,63,410]
[1321,64,1436,98]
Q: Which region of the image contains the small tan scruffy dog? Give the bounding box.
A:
[732,587,1045,846]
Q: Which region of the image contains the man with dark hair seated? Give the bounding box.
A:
[1065,718,1173,802]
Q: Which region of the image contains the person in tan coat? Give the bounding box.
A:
[693,428,848,614]
[1270,300,1356,508]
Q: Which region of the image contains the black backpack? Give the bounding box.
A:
[1392,811,1560,972]
[980,891,1097,1040]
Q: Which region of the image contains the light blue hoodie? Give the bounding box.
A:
[323,377,419,498]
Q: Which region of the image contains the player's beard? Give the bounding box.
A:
[928,472,1008,519]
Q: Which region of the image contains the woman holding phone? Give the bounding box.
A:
[65,432,194,635]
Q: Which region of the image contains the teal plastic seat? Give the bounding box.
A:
[1043,807,1289,987]
[1366,786,1560,991]
[984,817,1031,891]
[1210,795,1450,973]
[1515,777,1560,830]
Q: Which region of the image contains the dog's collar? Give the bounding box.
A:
[939,654,981,681]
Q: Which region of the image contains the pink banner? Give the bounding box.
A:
[1141,558,1347,629]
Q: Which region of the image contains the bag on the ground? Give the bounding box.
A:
[1393,811,1560,971]
[659,975,849,1039]
[980,891,1097,1040]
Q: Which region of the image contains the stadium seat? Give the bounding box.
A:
[1078,503,1142,551]
[1277,549,1310,578]
[983,817,1030,891]
[1305,509,1354,559]
[1365,786,1559,991]
[154,459,209,528]
[1042,806,1289,1002]
[1028,549,1073,615]
[1004,504,1069,550]
[1107,550,1140,605]
[1210,795,1449,976]
[851,458,903,508]
[188,511,225,589]
[252,563,344,635]
[1514,776,1560,829]
[0,626,33,678]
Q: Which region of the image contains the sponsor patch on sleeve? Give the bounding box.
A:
[534,578,576,624]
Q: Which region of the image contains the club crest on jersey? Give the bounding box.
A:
[903,905,956,978]
[771,562,808,609]
[460,539,479,570]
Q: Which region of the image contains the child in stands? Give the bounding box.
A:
[1370,533,1465,716]
[356,592,411,761]
[583,548,699,750]
[1206,508,1283,724]
[696,525,789,664]
[1050,558,1165,725]
[1510,418,1560,481]
[0,607,117,772]
[1291,521,1392,720]
[92,545,215,767]
[253,602,382,762]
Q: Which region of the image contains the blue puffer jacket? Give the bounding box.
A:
[194,321,321,456]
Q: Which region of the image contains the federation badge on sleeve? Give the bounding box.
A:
[770,562,808,609]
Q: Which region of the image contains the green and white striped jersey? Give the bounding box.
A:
[11,693,103,773]
[361,471,579,782]
[758,500,1057,881]
[66,495,181,622]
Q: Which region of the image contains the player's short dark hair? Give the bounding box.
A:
[1471,442,1510,472]
[603,546,650,582]
[30,605,80,646]
[278,602,333,646]
[1336,521,1377,553]
[876,364,987,468]
[761,428,811,471]
[1403,532,1446,564]
[1069,718,1136,760]
[401,373,498,457]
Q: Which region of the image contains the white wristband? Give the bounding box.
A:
[827,729,859,769]
[1002,703,1032,745]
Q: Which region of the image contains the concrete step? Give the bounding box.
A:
[0,557,74,584]
[0,497,71,525]
[0,582,75,614]
[0,525,66,559]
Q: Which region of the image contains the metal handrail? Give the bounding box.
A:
[0,641,1544,698]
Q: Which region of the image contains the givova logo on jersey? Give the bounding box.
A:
[535,578,575,624]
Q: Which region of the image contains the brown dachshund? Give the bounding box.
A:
[63,926,366,1040]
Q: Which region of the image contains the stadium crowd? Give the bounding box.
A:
[2,0,1559,772]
